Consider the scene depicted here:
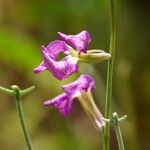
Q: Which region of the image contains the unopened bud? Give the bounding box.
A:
[79,49,111,63]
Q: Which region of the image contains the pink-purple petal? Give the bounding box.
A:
[62,74,95,97]
[43,74,96,117]
[33,40,70,78]
[76,31,91,43]
[44,93,73,116]
[33,61,47,74]
[57,31,91,53]
[42,50,78,80]
[42,40,68,59]
[46,40,68,57]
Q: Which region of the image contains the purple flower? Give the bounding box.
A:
[44,74,94,116]
[33,40,78,80]
[33,31,111,80]
[57,30,91,53]
[44,74,105,130]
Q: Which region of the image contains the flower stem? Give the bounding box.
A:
[112,113,125,150]
[114,125,125,150]
[11,85,33,150]
[103,0,116,149]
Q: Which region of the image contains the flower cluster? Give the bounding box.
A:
[34,31,110,130]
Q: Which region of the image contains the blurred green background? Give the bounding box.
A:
[0,0,149,149]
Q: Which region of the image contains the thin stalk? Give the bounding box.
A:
[113,113,125,150]
[114,124,125,150]
[103,0,116,149]
[12,86,33,150]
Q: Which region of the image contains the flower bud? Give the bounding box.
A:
[79,49,111,63]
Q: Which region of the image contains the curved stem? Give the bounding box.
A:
[12,86,33,150]
[103,0,116,149]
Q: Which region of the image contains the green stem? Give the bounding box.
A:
[0,86,13,96]
[114,125,125,150]
[113,113,125,150]
[12,86,33,150]
[103,0,116,149]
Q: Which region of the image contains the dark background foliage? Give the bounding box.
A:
[0,0,149,149]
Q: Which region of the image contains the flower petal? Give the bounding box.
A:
[33,40,68,75]
[42,49,78,80]
[57,31,91,53]
[44,40,68,59]
[44,93,73,116]
[62,74,95,97]
[33,61,47,74]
